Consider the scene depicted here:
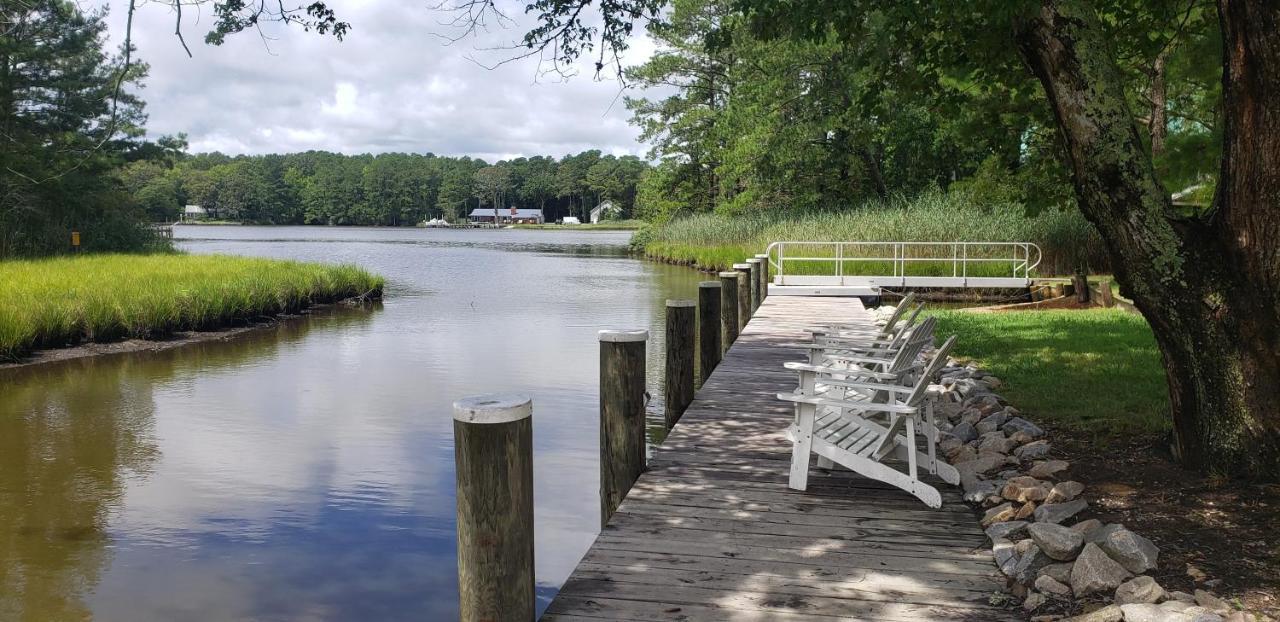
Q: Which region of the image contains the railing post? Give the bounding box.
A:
[664,300,695,429]
[755,253,770,302]
[746,258,763,311]
[599,329,648,529]
[697,281,722,385]
[453,393,535,622]
[732,263,752,331]
[718,272,739,350]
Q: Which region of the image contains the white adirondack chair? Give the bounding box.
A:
[779,336,959,508]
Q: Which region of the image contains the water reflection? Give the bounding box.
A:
[1,228,707,620]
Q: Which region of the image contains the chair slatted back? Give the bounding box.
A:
[905,335,956,407]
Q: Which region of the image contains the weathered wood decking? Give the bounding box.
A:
[543,296,1014,621]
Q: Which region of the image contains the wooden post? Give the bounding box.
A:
[718,272,739,350]
[747,258,763,311]
[698,281,722,385]
[1073,273,1091,303]
[755,253,770,302]
[599,329,648,529]
[453,393,535,622]
[1098,279,1116,307]
[664,300,695,429]
[1049,282,1065,298]
[732,264,751,332]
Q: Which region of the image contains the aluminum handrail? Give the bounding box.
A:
[763,241,1043,283]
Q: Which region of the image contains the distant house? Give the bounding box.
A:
[182,205,208,222]
[468,206,545,225]
[589,201,621,224]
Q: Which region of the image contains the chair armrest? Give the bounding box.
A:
[776,392,918,414]
[782,361,903,381]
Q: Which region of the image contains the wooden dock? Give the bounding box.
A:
[543,296,1014,621]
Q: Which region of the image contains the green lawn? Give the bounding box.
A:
[930,308,1170,436]
[0,254,383,360]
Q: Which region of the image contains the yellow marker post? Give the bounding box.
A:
[71,231,81,251]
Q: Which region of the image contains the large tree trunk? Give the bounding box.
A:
[1014,0,1280,476]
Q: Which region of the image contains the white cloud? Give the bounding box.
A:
[99,0,656,159]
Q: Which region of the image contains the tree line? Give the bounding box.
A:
[625,0,1220,223]
[120,149,649,226]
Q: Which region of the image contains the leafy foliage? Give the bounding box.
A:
[0,1,164,257]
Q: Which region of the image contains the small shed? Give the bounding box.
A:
[589,201,621,224]
[182,205,208,222]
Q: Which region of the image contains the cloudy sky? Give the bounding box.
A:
[99,1,657,160]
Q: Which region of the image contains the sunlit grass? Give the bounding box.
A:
[0,254,383,360]
[634,190,1105,276]
[930,308,1169,435]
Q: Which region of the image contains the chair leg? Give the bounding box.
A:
[789,402,816,491]
[926,399,938,475]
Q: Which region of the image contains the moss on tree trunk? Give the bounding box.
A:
[1014,0,1280,477]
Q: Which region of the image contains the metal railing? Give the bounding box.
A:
[764,241,1042,286]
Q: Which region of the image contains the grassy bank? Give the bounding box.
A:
[0,254,383,361]
[931,308,1169,436]
[634,191,1106,276]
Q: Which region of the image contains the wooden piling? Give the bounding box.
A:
[453,393,535,622]
[1098,279,1116,307]
[747,258,763,311]
[1073,273,1090,304]
[732,263,752,331]
[717,272,739,350]
[664,300,695,429]
[697,281,722,385]
[755,253,770,302]
[599,329,648,529]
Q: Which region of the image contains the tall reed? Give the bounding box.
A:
[0,254,384,360]
[634,189,1107,276]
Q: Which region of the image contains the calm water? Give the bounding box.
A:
[0,226,705,621]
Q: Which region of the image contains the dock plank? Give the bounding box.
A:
[544,296,1011,621]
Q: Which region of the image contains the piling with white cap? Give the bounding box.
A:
[718,272,739,350]
[599,329,648,528]
[664,300,696,430]
[452,393,534,622]
[733,263,753,330]
[746,258,763,311]
[755,253,770,303]
[698,281,722,384]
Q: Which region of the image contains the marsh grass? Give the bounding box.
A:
[635,190,1106,276]
[931,308,1169,436]
[0,254,383,360]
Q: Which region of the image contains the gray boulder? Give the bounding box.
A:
[977,411,1009,434]
[1114,575,1165,605]
[1028,522,1085,560]
[1071,518,1104,540]
[1015,440,1052,460]
[952,421,978,442]
[963,478,999,504]
[985,520,1029,542]
[1039,561,1073,584]
[1002,416,1045,438]
[978,431,1015,454]
[993,538,1019,577]
[1034,574,1072,597]
[1070,543,1132,595]
[1028,459,1070,479]
[1033,498,1088,524]
[1012,543,1053,584]
[1046,480,1086,503]
[1063,604,1123,622]
[1097,526,1159,574]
